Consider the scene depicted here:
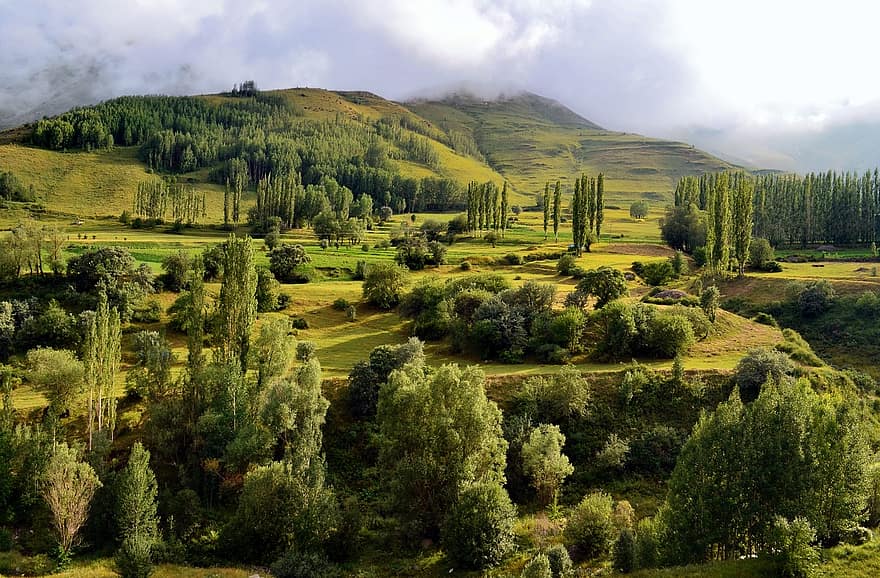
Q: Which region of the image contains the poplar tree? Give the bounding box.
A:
[596,173,605,238]
[587,176,596,234]
[543,182,550,241]
[571,177,582,255]
[552,181,562,242]
[215,234,257,375]
[500,181,509,237]
[732,176,754,277]
[84,292,121,449]
[491,182,500,231]
[709,173,732,272]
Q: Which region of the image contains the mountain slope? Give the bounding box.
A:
[406,92,737,203]
[0,87,736,220]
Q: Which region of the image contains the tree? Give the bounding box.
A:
[521,424,574,508]
[42,443,101,558]
[521,554,553,578]
[749,238,775,269]
[733,347,795,402]
[115,443,158,573]
[552,181,562,242]
[26,348,84,418]
[442,482,517,570]
[596,173,605,238]
[707,172,732,272]
[215,234,257,374]
[732,177,754,276]
[700,286,720,323]
[255,267,280,312]
[500,181,509,237]
[660,205,706,254]
[665,381,870,564]
[268,244,313,284]
[376,362,507,536]
[84,293,121,449]
[630,200,649,219]
[564,491,616,561]
[569,267,628,309]
[543,182,551,241]
[160,251,192,292]
[126,331,175,401]
[362,262,408,310]
[253,318,293,390]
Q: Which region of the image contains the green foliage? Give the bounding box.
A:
[766,516,819,578]
[115,443,159,547]
[41,443,101,557]
[26,348,83,415]
[749,238,775,268]
[214,234,257,374]
[564,491,616,561]
[521,553,553,578]
[376,362,507,536]
[630,200,649,219]
[796,281,835,318]
[269,244,313,283]
[568,267,628,309]
[253,318,294,389]
[545,543,573,577]
[557,254,578,276]
[660,205,707,253]
[614,528,637,573]
[348,339,425,418]
[733,347,796,402]
[442,482,517,570]
[255,267,281,313]
[596,433,630,471]
[116,534,154,578]
[270,550,335,578]
[665,381,870,564]
[362,262,408,309]
[701,286,720,322]
[224,460,337,562]
[642,261,675,286]
[521,424,574,507]
[159,251,192,293]
[775,329,824,367]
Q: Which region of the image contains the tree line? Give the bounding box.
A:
[674,169,880,248]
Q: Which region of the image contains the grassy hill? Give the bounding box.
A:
[406,92,737,204]
[0,87,736,220]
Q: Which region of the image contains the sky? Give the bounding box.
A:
[2,0,879,171]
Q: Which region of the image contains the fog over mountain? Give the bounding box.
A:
[3,0,879,172]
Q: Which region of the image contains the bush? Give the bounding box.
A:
[291,317,309,330]
[766,516,818,578]
[734,347,796,402]
[255,268,280,312]
[521,553,553,578]
[596,434,629,471]
[442,482,517,570]
[645,313,695,358]
[460,260,472,271]
[749,238,775,268]
[116,535,154,578]
[160,251,192,293]
[628,425,685,475]
[545,544,573,577]
[613,528,637,573]
[296,341,316,362]
[362,263,408,309]
[796,280,834,318]
[332,298,350,311]
[752,312,778,327]
[270,550,335,578]
[503,253,524,266]
[641,261,675,286]
[557,254,578,276]
[776,329,824,367]
[353,260,370,281]
[564,491,616,561]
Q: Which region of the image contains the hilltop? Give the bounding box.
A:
[0,87,735,219]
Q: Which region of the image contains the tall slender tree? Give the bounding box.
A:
[543,182,551,241]
[552,181,562,242]
[215,234,258,375]
[596,173,605,238]
[500,181,509,237]
[84,292,121,449]
[732,176,754,277]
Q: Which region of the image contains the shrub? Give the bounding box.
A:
[296,341,316,362]
[749,238,775,268]
[641,261,675,286]
[0,528,12,552]
[353,260,370,281]
[270,550,335,578]
[564,492,616,561]
[442,482,517,570]
[521,553,553,578]
[332,298,350,311]
[160,251,192,293]
[346,305,357,322]
[734,347,796,402]
[291,317,309,330]
[596,434,629,471]
[503,253,524,266]
[460,260,472,271]
[752,312,778,327]
[570,267,628,309]
[775,329,824,367]
[766,516,818,578]
[545,544,573,577]
[362,263,408,309]
[796,280,834,318]
[557,254,578,276]
[645,313,695,358]
[361,243,370,252]
[613,528,637,573]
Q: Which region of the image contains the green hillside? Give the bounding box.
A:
[406,92,738,204]
[0,87,735,220]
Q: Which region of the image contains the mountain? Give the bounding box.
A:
[0,88,736,218]
[406,91,737,203]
